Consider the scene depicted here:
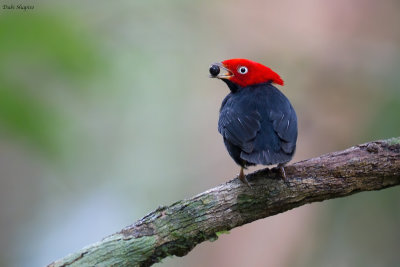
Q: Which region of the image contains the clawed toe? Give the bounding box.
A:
[277,163,287,180]
[238,167,252,188]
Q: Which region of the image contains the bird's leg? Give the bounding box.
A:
[238,167,252,188]
[277,163,287,180]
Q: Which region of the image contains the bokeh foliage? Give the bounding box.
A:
[0,13,104,155]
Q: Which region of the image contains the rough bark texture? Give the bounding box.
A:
[49,137,400,267]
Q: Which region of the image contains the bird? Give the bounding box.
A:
[209,58,298,186]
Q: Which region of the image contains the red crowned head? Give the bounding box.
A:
[210,58,284,87]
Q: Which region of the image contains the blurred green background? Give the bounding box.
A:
[0,1,399,266]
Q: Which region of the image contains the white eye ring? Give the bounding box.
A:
[238,66,248,74]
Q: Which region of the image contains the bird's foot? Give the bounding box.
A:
[277,163,287,180]
[238,167,252,188]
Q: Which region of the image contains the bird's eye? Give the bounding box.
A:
[238,66,248,74]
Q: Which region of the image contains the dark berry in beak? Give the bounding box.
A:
[209,64,220,77]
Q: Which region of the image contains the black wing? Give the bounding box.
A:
[240,85,297,165]
[218,97,261,154]
[269,104,297,154]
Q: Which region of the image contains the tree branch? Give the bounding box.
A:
[48,137,400,267]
